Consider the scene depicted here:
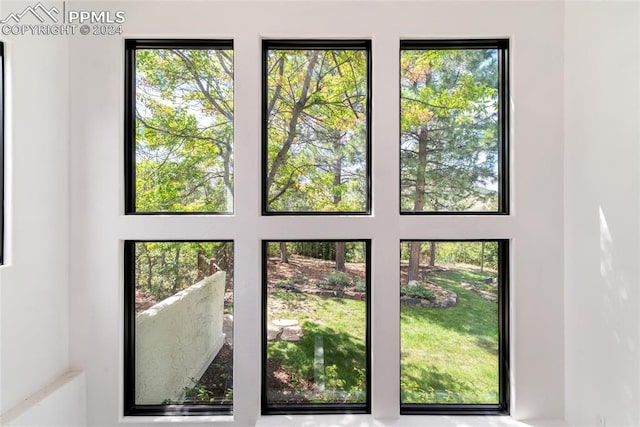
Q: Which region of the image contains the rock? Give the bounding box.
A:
[268,319,304,342]
[267,324,282,341]
[280,325,303,341]
[461,282,474,289]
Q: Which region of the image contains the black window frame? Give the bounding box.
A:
[399,39,510,216]
[399,238,510,415]
[261,40,373,216]
[123,239,234,416]
[261,239,372,415]
[124,39,235,216]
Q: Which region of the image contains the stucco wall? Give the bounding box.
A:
[135,271,226,404]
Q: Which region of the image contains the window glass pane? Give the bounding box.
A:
[400,46,503,213]
[127,241,233,409]
[264,43,369,213]
[400,240,503,406]
[263,240,369,412]
[133,46,233,213]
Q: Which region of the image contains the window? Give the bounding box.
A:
[262,40,371,214]
[124,241,234,415]
[262,240,371,414]
[123,38,510,418]
[123,39,235,417]
[400,240,509,414]
[125,39,234,214]
[400,40,508,214]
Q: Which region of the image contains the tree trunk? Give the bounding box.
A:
[267,52,320,198]
[335,242,346,272]
[408,241,422,283]
[480,241,485,273]
[280,242,289,263]
[407,126,429,284]
[429,241,436,267]
[171,247,181,293]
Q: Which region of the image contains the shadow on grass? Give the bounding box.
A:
[401,362,475,403]
[267,321,366,404]
[401,363,498,404]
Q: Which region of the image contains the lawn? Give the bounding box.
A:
[267,263,500,405]
[401,268,499,404]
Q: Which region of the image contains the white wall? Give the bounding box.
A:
[1,371,86,427]
[564,3,640,426]
[68,2,565,426]
[0,26,72,418]
[136,272,226,404]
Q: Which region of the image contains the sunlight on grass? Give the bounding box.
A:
[401,267,499,404]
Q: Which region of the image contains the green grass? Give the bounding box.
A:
[267,292,367,403]
[267,267,499,405]
[401,268,499,404]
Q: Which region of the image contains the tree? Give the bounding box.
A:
[135,48,234,213]
[401,48,499,280]
[265,48,368,212]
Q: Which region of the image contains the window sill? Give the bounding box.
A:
[255,415,569,427]
[121,415,234,424]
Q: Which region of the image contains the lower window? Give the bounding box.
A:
[262,240,371,414]
[400,240,509,414]
[124,240,234,415]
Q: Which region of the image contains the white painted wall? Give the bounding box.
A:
[1,371,86,427]
[564,3,640,427]
[136,272,226,404]
[68,1,565,426]
[3,1,638,426]
[0,23,72,419]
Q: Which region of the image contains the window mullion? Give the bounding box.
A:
[370,34,401,419]
[232,34,264,425]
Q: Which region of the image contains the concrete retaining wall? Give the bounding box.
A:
[135,271,226,404]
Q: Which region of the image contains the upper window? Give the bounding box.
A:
[262,40,371,215]
[400,40,508,214]
[125,40,234,214]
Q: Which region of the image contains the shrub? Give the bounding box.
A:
[353,280,366,292]
[400,284,435,301]
[321,271,351,289]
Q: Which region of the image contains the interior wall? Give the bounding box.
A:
[69,1,565,425]
[0,29,71,415]
[564,2,640,426]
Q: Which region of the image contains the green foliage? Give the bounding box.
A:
[320,271,352,289]
[275,276,307,288]
[135,48,234,213]
[266,49,368,212]
[400,241,498,272]
[134,241,233,304]
[183,377,215,402]
[267,241,366,264]
[400,284,435,301]
[400,49,499,212]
